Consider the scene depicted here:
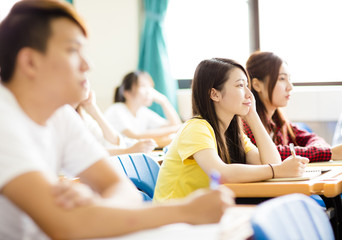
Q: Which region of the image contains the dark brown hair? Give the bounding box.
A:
[192,58,248,164]
[246,51,296,144]
[114,71,153,103]
[0,0,87,83]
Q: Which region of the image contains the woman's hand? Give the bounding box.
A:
[80,90,96,111]
[52,177,100,209]
[273,156,309,178]
[181,186,235,224]
[243,90,258,122]
[129,139,157,153]
[150,88,167,105]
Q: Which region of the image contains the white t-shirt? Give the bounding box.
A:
[104,103,167,134]
[81,111,138,148]
[0,84,109,240]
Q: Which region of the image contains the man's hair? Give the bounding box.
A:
[0,0,87,83]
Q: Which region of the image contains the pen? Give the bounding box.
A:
[289,143,296,158]
[210,170,221,190]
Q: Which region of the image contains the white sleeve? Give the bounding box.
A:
[104,104,130,133]
[53,106,109,177]
[144,108,168,129]
[0,114,47,189]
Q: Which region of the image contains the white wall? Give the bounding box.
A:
[177,86,342,144]
[282,86,342,122]
[74,0,141,111]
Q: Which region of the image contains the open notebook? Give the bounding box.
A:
[266,167,331,182]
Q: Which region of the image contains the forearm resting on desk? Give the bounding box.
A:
[3,171,233,239]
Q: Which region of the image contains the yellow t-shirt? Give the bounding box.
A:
[153,118,256,202]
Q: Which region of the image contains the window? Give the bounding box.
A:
[259,0,342,83]
[0,0,19,22]
[164,0,250,80]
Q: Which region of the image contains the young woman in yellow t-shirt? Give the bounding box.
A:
[154,58,309,202]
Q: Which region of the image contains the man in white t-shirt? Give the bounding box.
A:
[0,1,233,240]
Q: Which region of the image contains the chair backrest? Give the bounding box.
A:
[251,194,334,240]
[109,153,160,200]
[294,122,313,133]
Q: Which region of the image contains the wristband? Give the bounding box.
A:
[268,164,275,178]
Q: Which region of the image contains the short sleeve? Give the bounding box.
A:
[0,86,57,189]
[0,113,48,189]
[242,133,257,153]
[177,120,216,163]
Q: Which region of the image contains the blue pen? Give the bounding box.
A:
[210,170,221,190]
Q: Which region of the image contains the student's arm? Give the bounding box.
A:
[244,121,333,162]
[244,96,281,165]
[122,126,179,147]
[122,125,180,139]
[107,139,157,155]
[81,91,120,145]
[76,159,142,205]
[2,170,233,239]
[194,148,308,183]
[151,88,181,126]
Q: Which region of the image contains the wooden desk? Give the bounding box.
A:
[225,166,342,198]
[224,166,342,239]
[309,159,342,166]
[147,150,164,165]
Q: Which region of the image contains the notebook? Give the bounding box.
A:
[265,167,331,182]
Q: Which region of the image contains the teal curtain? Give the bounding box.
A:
[138,0,178,116]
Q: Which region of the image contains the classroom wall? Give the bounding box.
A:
[177,87,342,145]
[73,0,141,112]
[73,1,341,145]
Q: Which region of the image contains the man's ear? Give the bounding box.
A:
[16,47,40,79]
[210,88,220,102]
[252,78,263,92]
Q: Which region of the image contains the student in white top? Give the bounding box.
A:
[0,1,234,239]
[105,71,182,147]
[76,89,157,155]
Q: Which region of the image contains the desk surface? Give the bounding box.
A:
[148,150,164,164]
[224,166,342,198]
[309,159,342,166]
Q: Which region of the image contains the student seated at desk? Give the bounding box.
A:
[244,51,342,162]
[154,58,308,202]
[75,89,157,155]
[105,71,182,148]
[0,1,234,239]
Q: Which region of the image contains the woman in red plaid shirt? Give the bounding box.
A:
[244,51,342,162]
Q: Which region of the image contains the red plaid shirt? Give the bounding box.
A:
[242,120,332,162]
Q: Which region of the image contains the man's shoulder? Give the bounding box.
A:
[49,105,84,131]
[0,86,27,127]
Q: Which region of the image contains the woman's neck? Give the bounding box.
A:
[265,104,277,122]
[216,111,234,135]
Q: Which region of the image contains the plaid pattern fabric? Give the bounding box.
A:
[242,120,331,162]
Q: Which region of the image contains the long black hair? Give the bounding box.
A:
[246,51,297,145]
[192,58,249,164]
[114,71,154,103]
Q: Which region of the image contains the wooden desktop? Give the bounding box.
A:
[224,165,342,239]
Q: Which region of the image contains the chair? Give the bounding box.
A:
[251,193,334,240]
[109,153,160,201]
